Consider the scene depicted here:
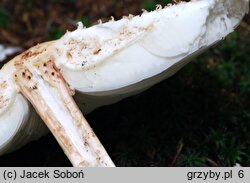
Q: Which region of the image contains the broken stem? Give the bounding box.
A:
[14,60,115,167]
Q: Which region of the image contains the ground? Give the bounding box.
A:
[0,0,250,166]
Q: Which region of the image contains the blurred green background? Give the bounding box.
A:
[0,0,250,167]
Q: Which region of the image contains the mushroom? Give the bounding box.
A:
[0,0,248,166]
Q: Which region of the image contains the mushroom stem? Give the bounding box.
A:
[14,60,115,167]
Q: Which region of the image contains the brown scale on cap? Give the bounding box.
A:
[21,50,43,60]
[92,48,102,55]
[14,42,53,68]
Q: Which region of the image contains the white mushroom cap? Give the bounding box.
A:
[53,0,249,112]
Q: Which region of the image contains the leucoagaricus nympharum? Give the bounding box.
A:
[0,0,249,167]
